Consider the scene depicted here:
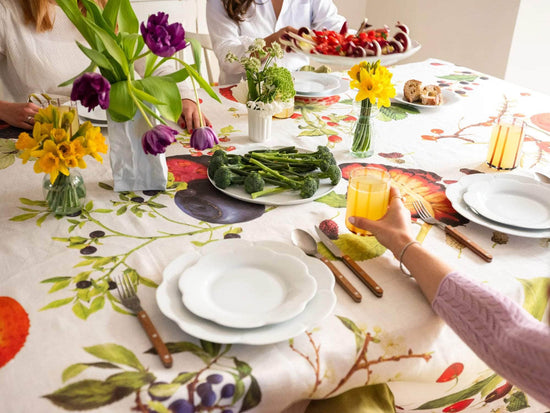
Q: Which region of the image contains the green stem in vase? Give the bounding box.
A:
[352,99,373,154]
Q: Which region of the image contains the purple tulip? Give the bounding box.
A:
[190,126,219,150]
[141,124,178,155]
[71,73,111,110]
[140,12,187,58]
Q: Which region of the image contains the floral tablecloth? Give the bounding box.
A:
[1,58,549,413]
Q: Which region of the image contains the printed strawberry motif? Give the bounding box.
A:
[319,219,339,240]
[0,296,30,368]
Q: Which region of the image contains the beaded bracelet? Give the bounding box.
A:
[399,240,420,277]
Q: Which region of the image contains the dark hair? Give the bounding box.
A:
[222,0,256,23]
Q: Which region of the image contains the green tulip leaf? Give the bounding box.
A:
[137,77,182,122]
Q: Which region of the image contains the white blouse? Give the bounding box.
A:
[0,0,192,103]
[206,0,346,85]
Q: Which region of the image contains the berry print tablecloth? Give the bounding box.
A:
[1,59,549,412]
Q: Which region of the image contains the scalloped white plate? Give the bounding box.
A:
[445,174,550,238]
[156,240,336,345]
[293,72,341,96]
[77,103,107,123]
[179,246,317,328]
[462,179,550,229]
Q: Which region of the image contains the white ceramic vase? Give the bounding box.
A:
[107,110,168,192]
[247,107,272,143]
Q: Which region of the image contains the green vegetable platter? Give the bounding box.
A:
[207,146,341,206]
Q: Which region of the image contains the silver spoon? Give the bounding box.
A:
[291,229,362,302]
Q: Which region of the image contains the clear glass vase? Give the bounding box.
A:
[42,170,86,216]
[351,100,378,158]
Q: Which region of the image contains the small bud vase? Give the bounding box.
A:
[351,100,378,158]
[247,106,272,143]
[42,170,86,216]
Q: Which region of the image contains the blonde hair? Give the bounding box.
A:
[21,0,108,32]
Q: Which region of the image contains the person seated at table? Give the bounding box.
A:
[0,0,210,132]
[206,0,346,85]
[348,187,550,408]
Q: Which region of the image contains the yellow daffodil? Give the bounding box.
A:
[84,127,108,162]
[51,128,69,144]
[15,133,39,163]
[348,60,396,108]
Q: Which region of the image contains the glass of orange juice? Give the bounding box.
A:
[486,116,525,170]
[345,166,391,236]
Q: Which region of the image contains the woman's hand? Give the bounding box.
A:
[178,99,212,133]
[0,101,40,130]
[265,26,299,48]
[348,186,415,257]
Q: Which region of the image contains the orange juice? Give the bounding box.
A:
[345,167,391,236]
[486,118,525,170]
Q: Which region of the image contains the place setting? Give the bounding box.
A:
[156,239,337,345]
[446,116,550,237]
[77,102,108,127]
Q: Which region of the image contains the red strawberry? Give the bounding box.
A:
[319,219,339,240]
[0,297,30,368]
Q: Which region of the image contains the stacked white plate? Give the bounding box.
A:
[292,72,348,97]
[446,173,550,238]
[156,239,337,345]
[77,103,107,127]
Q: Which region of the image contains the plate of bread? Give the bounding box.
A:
[393,79,460,108]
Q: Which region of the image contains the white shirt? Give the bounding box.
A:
[206,0,346,85]
[0,0,192,102]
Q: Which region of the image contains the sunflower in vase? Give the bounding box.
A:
[15,105,107,215]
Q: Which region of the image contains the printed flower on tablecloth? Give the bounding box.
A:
[340,163,469,226]
[0,297,30,368]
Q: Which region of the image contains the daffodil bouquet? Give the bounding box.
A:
[15,105,107,214]
[56,0,219,154]
[227,39,295,115]
[348,60,396,156]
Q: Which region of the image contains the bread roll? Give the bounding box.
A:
[420,85,442,105]
[403,79,422,102]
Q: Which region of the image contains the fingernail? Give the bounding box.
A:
[348,217,356,224]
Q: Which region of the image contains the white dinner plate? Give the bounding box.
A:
[178,246,317,328]
[462,179,550,229]
[77,103,107,123]
[156,239,336,345]
[298,40,421,68]
[445,173,550,238]
[208,146,338,206]
[293,72,341,96]
[392,89,461,109]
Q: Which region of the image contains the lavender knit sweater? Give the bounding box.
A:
[432,272,550,407]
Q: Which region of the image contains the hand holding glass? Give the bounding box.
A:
[345,167,391,236]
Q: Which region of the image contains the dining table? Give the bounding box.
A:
[1,57,549,413]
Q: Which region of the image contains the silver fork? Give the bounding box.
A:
[412,200,493,263]
[116,274,173,368]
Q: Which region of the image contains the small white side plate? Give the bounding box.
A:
[392,89,460,109]
[463,180,550,229]
[179,247,317,328]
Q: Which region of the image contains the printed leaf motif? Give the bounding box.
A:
[314,191,346,208]
[0,139,17,170]
[43,379,135,410]
[104,371,155,389]
[437,74,479,82]
[504,391,530,411]
[233,357,253,378]
[148,382,181,399]
[62,362,119,382]
[148,341,211,363]
[519,277,550,321]
[172,372,196,385]
[337,316,365,352]
[40,297,74,311]
[415,374,497,409]
[201,340,222,357]
[84,343,144,371]
[240,376,261,412]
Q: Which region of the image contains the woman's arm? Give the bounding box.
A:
[349,187,550,407]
